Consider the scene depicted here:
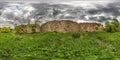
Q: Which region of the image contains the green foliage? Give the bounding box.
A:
[0,27,11,33]
[72,32,80,39]
[105,21,110,32]
[113,18,119,27]
[14,20,41,34]
[104,19,119,32]
[0,32,120,60]
[14,25,23,33]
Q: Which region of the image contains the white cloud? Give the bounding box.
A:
[61,1,113,9]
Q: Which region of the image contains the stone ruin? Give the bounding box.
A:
[16,21,41,33]
[18,20,104,33]
[79,23,103,32]
[41,20,103,32]
[41,20,79,33]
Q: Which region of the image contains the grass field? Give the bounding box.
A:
[0,32,120,60]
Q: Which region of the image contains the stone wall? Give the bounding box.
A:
[79,23,103,32]
[41,20,103,32]
[41,20,79,33]
[17,20,104,33]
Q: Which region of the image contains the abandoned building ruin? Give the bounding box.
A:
[41,20,103,32]
[18,20,104,33]
[79,23,103,32]
[41,20,79,32]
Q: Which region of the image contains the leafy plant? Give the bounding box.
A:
[104,19,120,32]
[14,25,23,33]
[72,32,80,39]
[0,32,120,60]
[0,27,11,33]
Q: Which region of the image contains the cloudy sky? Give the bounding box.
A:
[0,0,119,3]
[0,0,119,9]
[0,0,120,28]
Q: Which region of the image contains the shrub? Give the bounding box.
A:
[15,34,23,40]
[72,32,80,39]
[0,27,11,33]
[104,21,111,32]
[14,25,23,33]
[104,19,120,32]
[113,18,119,28]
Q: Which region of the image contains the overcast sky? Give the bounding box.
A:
[0,0,118,7]
[0,0,119,3]
[0,0,120,27]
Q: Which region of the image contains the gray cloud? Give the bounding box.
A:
[0,0,120,28]
[86,2,120,17]
[30,1,120,23]
[0,0,118,3]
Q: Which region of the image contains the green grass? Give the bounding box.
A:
[0,32,120,60]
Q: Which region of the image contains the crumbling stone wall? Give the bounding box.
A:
[17,20,103,33]
[41,20,79,33]
[20,25,27,32]
[17,24,41,33]
[79,23,103,32]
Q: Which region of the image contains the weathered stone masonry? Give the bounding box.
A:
[41,20,103,32]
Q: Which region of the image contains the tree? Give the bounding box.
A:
[113,18,119,27]
[105,21,111,32]
[104,19,119,32]
[111,22,117,32]
[34,20,41,32]
[15,25,23,33]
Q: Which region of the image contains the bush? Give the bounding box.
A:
[72,32,80,39]
[0,27,11,33]
[104,21,111,32]
[104,19,120,32]
[14,25,23,33]
[113,18,119,28]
